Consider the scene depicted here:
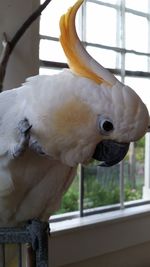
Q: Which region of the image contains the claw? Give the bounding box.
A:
[18,118,32,135]
[12,118,32,158]
[29,139,46,156]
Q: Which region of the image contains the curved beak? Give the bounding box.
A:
[93,140,130,167]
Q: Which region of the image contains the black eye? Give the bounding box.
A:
[102,120,114,132]
[98,116,114,135]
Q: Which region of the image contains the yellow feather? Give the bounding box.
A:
[59,0,107,85]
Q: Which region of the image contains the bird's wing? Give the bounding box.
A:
[0,89,24,197]
[0,148,76,226]
[0,88,76,226]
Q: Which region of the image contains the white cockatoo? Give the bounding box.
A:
[0,0,149,226]
[0,1,149,264]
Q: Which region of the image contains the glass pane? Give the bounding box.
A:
[115,75,121,81]
[86,3,117,46]
[125,0,148,13]
[125,77,150,113]
[83,164,120,210]
[40,0,80,37]
[125,13,148,52]
[55,174,79,214]
[124,139,145,202]
[87,46,119,69]
[125,54,148,71]
[39,67,62,75]
[39,39,67,63]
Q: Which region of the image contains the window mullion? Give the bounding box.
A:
[147,2,150,71]
[119,0,126,209]
[143,1,150,201]
[78,1,87,218]
[79,165,84,217]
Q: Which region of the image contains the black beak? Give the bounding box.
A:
[93,140,130,167]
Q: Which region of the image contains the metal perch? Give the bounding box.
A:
[0,219,49,267]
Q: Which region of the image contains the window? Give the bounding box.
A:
[39,0,150,219]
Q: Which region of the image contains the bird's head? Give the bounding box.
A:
[42,0,149,167]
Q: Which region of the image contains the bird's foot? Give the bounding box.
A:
[29,139,46,156]
[27,219,49,251]
[12,118,32,158]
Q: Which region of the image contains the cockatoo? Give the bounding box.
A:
[0,0,149,225]
[0,0,149,265]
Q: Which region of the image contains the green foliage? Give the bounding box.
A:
[135,137,145,162]
[83,175,119,208]
[57,177,143,214]
[58,187,79,213]
[136,137,145,148]
[124,183,142,201]
[56,175,79,214]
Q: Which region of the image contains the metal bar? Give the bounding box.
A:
[26,244,36,267]
[40,60,68,69]
[40,34,150,57]
[120,0,125,79]
[85,42,150,56]
[117,70,150,78]
[119,0,125,210]
[147,0,150,71]
[18,243,22,267]
[81,0,86,42]
[79,164,84,217]
[87,0,119,9]
[40,60,150,79]
[40,35,58,42]
[0,227,31,244]
[27,220,49,267]
[0,220,49,267]
[125,7,149,18]
[1,244,5,267]
[88,0,149,18]
[120,161,125,209]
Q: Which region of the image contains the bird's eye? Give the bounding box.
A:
[98,116,114,135]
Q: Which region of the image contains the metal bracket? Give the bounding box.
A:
[0,219,49,267]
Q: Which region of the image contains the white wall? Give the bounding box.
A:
[62,242,150,267]
[0,0,40,90]
[49,206,150,267]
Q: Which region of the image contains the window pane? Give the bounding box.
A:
[83,164,120,210]
[115,75,121,81]
[125,0,148,13]
[39,39,67,63]
[125,13,148,52]
[86,3,117,46]
[55,175,79,214]
[125,54,148,71]
[125,77,150,113]
[124,139,145,202]
[39,67,61,75]
[87,46,119,69]
[40,0,80,37]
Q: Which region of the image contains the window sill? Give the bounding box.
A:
[49,204,150,266]
[50,202,150,235]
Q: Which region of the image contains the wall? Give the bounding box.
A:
[62,242,150,267]
[0,0,39,90]
[49,205,150,267]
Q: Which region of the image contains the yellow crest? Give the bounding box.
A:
[59,0,112,85]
